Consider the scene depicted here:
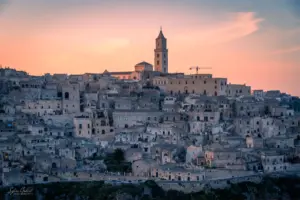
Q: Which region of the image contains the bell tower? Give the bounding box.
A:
[154,27,168,73]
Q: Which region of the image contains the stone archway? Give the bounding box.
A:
[64,92,69,99]
[184,86,188,94]
[52,162,57,169]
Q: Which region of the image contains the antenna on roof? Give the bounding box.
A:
[189,66,212,74]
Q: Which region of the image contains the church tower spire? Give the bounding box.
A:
[154,28,168,73]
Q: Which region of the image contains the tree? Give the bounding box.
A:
[22,163,32,172]
[173,147,186,163]
[264,106,270,115]
[114,148,125,162]
[104,149,132,173]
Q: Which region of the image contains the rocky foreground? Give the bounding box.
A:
[1,177,300,200]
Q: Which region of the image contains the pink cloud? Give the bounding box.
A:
[271,46,300,55]
[174,12,263,45]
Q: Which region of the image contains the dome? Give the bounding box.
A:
[134,61,153,72]
[135,61,152,66]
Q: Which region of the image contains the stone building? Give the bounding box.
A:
[154,28,168,73]
[153,74,227,96]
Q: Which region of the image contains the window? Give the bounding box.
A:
[157,61,159,65]
[79,124,82,129]
[64,92,69,99]
[157,54,159,58]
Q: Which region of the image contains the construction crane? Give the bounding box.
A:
[189,66,212,74]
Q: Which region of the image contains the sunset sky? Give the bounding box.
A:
[0,0,300,96]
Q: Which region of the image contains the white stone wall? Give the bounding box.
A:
[226,84,251,97]
[62,83,80,114]
[113,111,163,128]
[21,99,62,116]
[73,117,92,139]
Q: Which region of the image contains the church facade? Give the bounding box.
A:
[104,29,168,80]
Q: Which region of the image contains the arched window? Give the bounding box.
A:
[64,92,69,99]
[52,163,57,169]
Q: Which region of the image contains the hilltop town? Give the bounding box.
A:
[1,29,300,192]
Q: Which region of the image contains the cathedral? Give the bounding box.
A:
[104,28,168,80]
